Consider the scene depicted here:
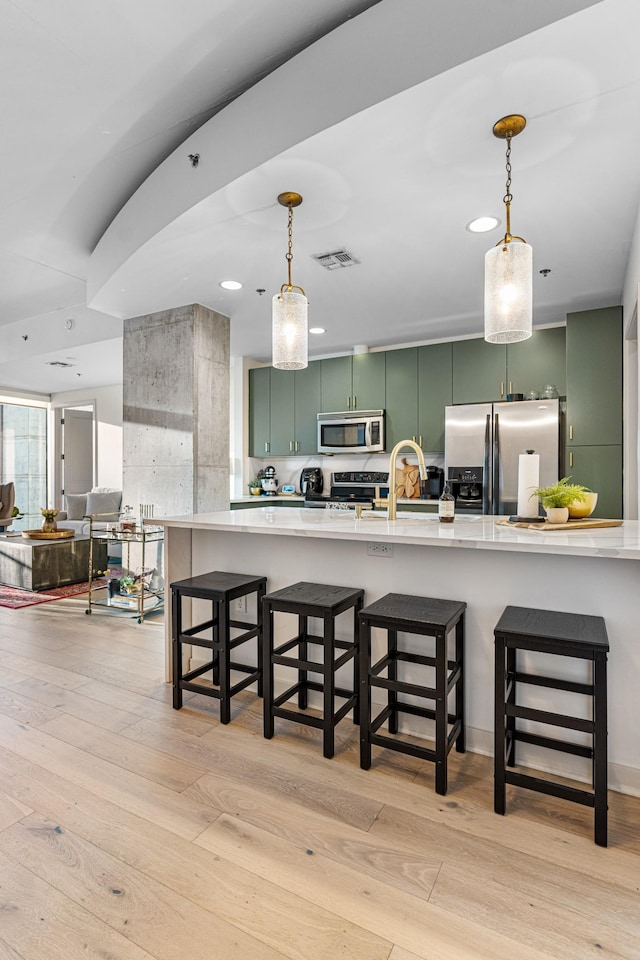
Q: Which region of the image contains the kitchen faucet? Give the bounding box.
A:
[387,439,427,520]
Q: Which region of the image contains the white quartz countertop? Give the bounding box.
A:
[152,507,640,561]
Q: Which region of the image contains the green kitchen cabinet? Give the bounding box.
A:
[248,366,271,457]
[566,445,622,519]
[352,353,386,410]
[320,353,385,412]
[320,356,352,412]
[294,361,321,454]
[269,368,296,455]
[417,342,453,452]
[566,306,622,446]
[385,348,418,450]
[452,339,507,403]
[506,326,566,397]
[251,364,320,457]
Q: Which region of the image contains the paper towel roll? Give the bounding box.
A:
[517,452,540,518]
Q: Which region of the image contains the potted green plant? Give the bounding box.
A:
[248,468,266,496]
[532,477,587,524]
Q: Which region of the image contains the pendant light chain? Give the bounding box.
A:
[286,203,294,289]
[503,133,513,240]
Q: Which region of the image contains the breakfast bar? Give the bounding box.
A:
[154,507,640,797]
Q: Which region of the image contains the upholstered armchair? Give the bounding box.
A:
[0,482,16,524]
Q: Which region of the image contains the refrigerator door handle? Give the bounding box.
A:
[493,413,501,514]
[483,414,491,514]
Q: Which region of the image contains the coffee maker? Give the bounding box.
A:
[261,465,279,496]
[300,467,323,495]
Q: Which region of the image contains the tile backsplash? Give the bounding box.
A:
[245,451,445,495]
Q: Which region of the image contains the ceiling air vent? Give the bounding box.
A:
[312,249,360,271]
[46,361,74,368]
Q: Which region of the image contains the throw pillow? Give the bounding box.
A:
[86,490,121,521]
[65,493,88,520]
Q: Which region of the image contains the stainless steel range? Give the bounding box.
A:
[304,471,389,510]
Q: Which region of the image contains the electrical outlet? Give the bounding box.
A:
[234,595,247,613]
[367,542,393,558]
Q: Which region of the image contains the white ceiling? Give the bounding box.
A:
[1,0,638,394]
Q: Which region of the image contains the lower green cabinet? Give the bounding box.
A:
[566,445,622,519]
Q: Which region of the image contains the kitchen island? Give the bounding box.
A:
[154,507,640,796]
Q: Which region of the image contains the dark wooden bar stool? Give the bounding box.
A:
[171,571,266,722]
[359,592,466,795]
[494,605,609,846]
[262,581,364,759]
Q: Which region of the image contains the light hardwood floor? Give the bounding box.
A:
[0,595,638,960]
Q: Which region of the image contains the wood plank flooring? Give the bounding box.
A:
[0,595,638,960]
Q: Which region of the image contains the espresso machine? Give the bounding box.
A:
[261,465,279,496]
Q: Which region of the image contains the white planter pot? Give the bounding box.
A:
[545,506,569,524]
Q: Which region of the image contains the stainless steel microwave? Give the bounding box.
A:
[317,410,385,454]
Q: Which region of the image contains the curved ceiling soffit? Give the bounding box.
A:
[87,0,599,315]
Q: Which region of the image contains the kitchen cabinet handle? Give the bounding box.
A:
[569,424,573,440]
[353,396,356,409]
[419,436,423,448]
[295,441,300,452]
[412,435,416,443]
[265,441,270,453]
[500,382,504,398]
[569,451,573,468]
[289,441,293,452]
[346,395,351,409]
[509,381,513,394]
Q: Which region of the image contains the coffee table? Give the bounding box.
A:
[0,534,107,591]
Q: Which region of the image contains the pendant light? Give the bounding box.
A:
[272,191,308,370]
[484,115,533,344]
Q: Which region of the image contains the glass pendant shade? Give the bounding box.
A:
[272,288,308,370]
[484,240,533,343]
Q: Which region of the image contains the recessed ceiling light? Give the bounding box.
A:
[309,327,325,335]
[467,216,500,233]
[219,280,242,290]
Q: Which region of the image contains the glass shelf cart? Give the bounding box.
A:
[86,516,164,623]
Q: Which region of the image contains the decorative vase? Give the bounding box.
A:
[544,506,569,524]
[41,516,57,533]
[567,492,598,519]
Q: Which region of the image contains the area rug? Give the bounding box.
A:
[0,567,123,610]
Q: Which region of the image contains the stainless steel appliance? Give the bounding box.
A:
[444,399,561,515]
[317,410,385,454]
[304,471,389,510]
[300,467,323,495]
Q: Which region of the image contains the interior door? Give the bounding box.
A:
[62,407,95,495]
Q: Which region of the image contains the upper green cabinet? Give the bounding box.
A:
[248,364,321,457]
[566,306,622,446]
[294,362,321,454]
[385,348,418,450]
[452,328,566,404]
[248,366,271,457]
[384,343,452,453]
[506,326,566,397]
[452,339,507,403]
[320,353,385,412]
[418,342,453,453]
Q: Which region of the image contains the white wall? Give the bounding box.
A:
[50,383,123,490]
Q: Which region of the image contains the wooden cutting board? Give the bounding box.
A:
[496,518,623,531]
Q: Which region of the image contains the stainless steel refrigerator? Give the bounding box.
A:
[444,399,561,515]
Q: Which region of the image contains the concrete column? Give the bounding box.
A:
[122,303,229,517]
